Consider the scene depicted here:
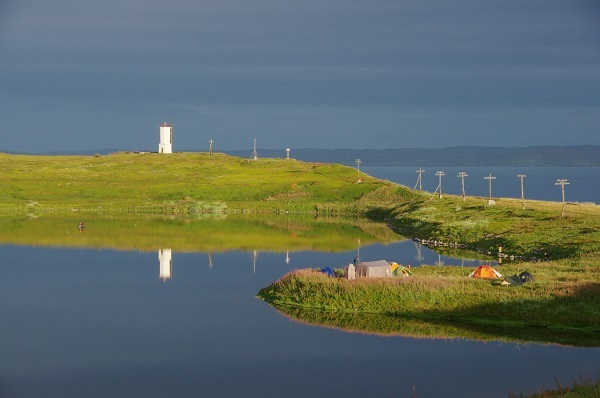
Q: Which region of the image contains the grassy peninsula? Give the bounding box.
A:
[257,188,600,344]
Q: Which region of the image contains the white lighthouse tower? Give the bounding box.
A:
[158,122,172,153]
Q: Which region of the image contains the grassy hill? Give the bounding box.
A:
[0,152,415,215]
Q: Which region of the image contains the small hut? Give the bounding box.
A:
[355,260,392,278]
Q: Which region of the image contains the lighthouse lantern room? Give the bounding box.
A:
[158,122,172,153]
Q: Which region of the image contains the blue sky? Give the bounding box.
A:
[1,0,599,152]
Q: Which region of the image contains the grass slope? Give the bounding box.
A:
[387,194,600,260]
[0,152,414,215]
[258,260,600,346]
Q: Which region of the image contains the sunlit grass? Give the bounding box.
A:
[391,194,600,259]
[0,152,412,215]
[258,257,600,345]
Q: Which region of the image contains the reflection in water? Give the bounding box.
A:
[271,305,600,347]
[0,214,496,268]
[414,241,424,262]
[158,240,490,281]
[251,250,259,274]
[153,235,493,283]
[435,252,445,266]
[2,240,599,398]
[159,248,172,281]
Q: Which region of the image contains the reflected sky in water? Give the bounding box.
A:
[1,244,597,398]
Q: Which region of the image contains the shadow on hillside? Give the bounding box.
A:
[267,282,600,347]
[368,199,582,261]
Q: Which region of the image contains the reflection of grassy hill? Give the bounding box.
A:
[258,264,600,347]
[0,152,415,215]
[273,306,600,347]
[0,214,400,252]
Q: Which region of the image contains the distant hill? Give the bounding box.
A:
[2,146,598,166]
[225,146,600,167]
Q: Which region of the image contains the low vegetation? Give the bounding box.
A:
[509,376,600,398]
[258,258,600,346]
[388,195,600,260]
[0,152,414,215]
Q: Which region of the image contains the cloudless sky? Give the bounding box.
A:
[1,0,599,152]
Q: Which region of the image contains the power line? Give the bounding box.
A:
[484,174,496,205]
[457,172,468,201]
[250,139,259,161]
[517,174,526,209]
[430,171,445,199]
[414,168,425,191]
[555,178,569,218]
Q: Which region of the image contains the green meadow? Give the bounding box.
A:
[258,258,600,346]
[0,152,413,215]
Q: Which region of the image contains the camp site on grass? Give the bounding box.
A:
[336,260,412,280]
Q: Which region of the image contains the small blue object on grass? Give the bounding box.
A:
[321,267,336,277]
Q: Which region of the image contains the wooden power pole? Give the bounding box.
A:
[457,172,468,201]
[484,174,496,205]
[517,174,526,209]
[555,178,569,218]
[414,168,425,191]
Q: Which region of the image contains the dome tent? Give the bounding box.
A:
[468,265,502,279]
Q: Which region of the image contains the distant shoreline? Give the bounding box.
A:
[2,145,599,167]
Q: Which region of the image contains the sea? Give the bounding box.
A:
[362,166,599,204]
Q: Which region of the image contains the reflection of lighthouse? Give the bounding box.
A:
[158,122,172,154]
[159,249,172,281]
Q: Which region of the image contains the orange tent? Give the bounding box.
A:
[468,265,502,279]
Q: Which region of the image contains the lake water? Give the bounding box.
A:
[362,166,599,204]
[1,221,598,398]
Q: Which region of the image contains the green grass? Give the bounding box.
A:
[0,152,414,215]
[257,253,600,346]
[388,194,600,260]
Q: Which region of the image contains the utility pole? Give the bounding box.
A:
[355,159,362,183]
[484,174,496,205]
[555,178,569,218]
[433,171,444,199]
[517,174,526,209]
[251,139,259,161]
[209,139,213,156]
[457,172,468,201]
[414,168,425,191]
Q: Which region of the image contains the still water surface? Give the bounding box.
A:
[362,166,599,203]
[1,236,598,397]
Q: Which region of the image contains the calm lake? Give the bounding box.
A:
[2,242,598,398]
[1,171,599,398]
